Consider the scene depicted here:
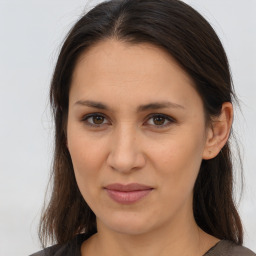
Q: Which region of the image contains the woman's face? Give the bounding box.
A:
[67,39,211,235]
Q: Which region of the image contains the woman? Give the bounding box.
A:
[31,0,255,255]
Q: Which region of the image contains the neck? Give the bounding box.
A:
[81,208,219,256]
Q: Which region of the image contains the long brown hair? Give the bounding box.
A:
[39,0,243,247]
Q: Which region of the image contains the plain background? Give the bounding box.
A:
[0,0,255,255]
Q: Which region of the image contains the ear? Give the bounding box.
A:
[202,102,233,160]
[64,126,69,149]
[66,137,69,149]
[65,132,69,149]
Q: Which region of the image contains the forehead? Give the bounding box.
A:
[73,39,193,86]
[69,39,202,112]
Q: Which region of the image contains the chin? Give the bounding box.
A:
[98,212,157,236]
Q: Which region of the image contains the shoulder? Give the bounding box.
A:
[206,240,256,256]
[29,233,89,256]
[29,244,62,256]
[228,243,256,256]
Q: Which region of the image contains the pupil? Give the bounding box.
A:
[93,116,104,124]
[154,116,165,125]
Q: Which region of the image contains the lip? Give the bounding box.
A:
[105,183,153,191]
[104,183,153,204]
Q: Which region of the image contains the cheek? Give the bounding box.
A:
[70,140,100,172]
[67,128,106,197]
[150,130,205,195]
[68,140,104,213]
[67,120,105,170]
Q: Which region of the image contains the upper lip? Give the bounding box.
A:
[104,183,153,192]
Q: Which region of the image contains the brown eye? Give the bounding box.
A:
[152,116,166,125]
[82,113,109,127]
[92,115,105,124]
[146,114,175,128]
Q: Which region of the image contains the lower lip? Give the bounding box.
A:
[105,189,153,204]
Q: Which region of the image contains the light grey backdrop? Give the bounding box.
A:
[0,0,255,255]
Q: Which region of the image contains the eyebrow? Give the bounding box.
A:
[74,100,185,112]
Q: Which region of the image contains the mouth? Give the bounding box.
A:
[104,183,153,204]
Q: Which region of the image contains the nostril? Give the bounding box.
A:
[107,149,146,173]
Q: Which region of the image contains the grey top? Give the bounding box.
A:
[204,240,255,256]
[30,234,256,256]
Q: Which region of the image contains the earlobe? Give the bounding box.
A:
[66,138,69,150]
[64,129,69,149]
[202,102,233,160]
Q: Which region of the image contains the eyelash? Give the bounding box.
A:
[81,113,176,129]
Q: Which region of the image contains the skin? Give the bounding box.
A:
[67,39,233,256]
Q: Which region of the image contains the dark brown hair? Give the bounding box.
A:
[39,0,243,247]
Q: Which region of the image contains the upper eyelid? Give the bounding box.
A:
[81,112,176,126]
[81,112,109,122]
[81,113,109,124]
[81,112,173,120]
[146,113,175,121]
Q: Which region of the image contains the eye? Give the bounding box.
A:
[146,114,175,128]
[81,113,109,127]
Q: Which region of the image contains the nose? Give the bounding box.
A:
[106,125,146,173]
